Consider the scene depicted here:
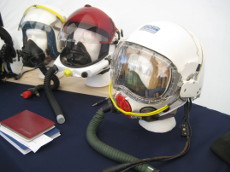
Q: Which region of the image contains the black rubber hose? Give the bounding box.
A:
[86,109,156,172]
[31,65,60,93]
[44,65,65,124]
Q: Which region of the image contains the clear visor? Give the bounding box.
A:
[111,42,174,102]
[59,22,110,67]
[59,22,108,45]
[18,7,63,32]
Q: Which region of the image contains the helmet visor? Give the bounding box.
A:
[19,21,54,33]
[111,41,173,102]
[59,21,110,67]
[59,22,109,44]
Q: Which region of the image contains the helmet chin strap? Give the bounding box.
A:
[108,81,169,117]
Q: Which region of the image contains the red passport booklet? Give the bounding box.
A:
[0,110,54,140]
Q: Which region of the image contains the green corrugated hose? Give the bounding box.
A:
[86,109,156,172]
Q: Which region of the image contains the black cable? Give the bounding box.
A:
[15,68,36,80]
[104,99,192,172]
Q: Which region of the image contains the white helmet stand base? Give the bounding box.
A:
[139,117,176,133]
[85,70,110,88]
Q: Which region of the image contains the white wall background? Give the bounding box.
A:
[1,0,230,115]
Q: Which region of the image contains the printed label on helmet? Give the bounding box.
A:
[141,25,160,34]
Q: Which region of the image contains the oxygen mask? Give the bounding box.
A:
[20,39,45,67]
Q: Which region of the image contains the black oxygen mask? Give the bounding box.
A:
[61,41,92,67]
[20,39,45,67]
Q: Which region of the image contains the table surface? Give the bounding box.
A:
[1,71,230,172]
[6,67,108,97]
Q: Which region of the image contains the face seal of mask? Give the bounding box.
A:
[60,41,92,67]
[21,39,45,67]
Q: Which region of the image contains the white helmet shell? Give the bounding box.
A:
[110,21,204,122]
[126,21,204,99]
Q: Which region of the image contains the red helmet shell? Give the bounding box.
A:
[66,5,117,43]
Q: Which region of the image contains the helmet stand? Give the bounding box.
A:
[139,117,176,133]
